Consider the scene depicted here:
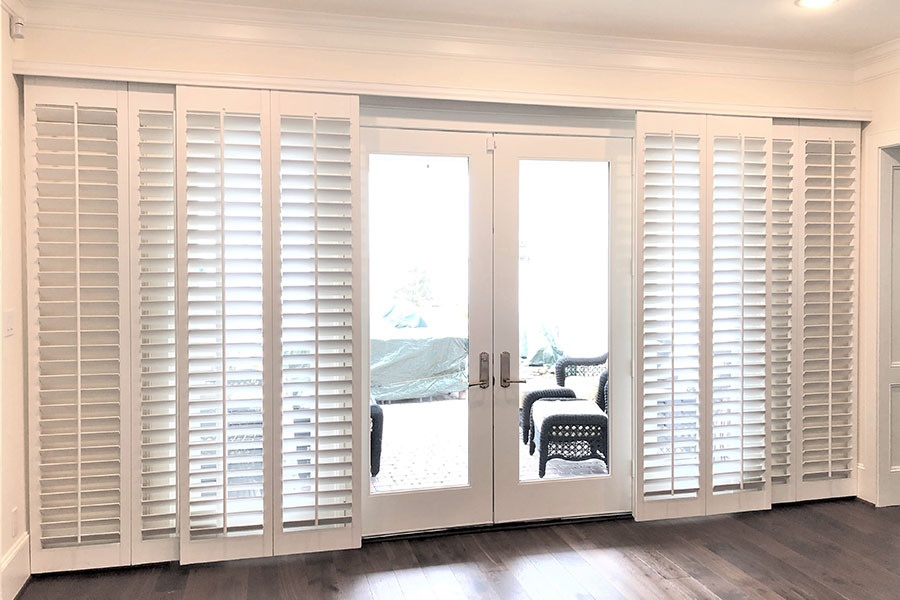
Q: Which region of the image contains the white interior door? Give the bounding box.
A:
[361,128,494,535]
[492,134,634,522]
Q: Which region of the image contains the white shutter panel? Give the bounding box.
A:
[636,113,773,520]
[770,128,799,504]
[706,116,771,515]
[128,85,179,563]
[25,78,132,572]
[797,124,858,500]
[635,113,706,520]
[176,86,273,563]
[271,91,361,555]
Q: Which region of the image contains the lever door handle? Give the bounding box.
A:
[499,351,526,388]
[468,352,490,389]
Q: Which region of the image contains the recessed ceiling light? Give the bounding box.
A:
[795,0,838,8]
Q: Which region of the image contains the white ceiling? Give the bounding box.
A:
[176,0,900,54]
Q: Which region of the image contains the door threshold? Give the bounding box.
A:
[362,511,632,543]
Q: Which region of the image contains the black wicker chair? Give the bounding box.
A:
[523,354,609,478]
[370,398,384,477]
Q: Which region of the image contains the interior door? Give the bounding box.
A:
[360,128,494,535]
[492,134,634,522]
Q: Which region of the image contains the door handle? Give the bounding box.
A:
[500,351,526,388]
[468,352,490,389]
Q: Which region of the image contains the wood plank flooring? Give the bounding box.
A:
[20,499,900,600]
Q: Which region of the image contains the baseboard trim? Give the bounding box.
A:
[1,534,30,600]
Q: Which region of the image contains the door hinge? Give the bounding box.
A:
[486,135,496,152]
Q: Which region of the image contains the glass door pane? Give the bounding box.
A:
[368,154,470,493]
[517,159,610,481]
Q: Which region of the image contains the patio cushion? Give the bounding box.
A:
[563,375,600,405]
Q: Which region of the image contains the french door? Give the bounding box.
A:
[361,128,633,535]
[360,129,495,535]
[493,134,633,522]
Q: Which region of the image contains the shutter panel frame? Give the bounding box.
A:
[128,83,179,564]
[636,113,775,521]
[796,121,859,502]
[270,90,362,556]
[176,85,274,565]
[25,77,133,573]
[635,112,708,521]
[705,115,772,516]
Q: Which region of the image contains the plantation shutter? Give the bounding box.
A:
[26,79,363,567]
[766,121,859,502]
[25,79,132,571]
[635,112,706,520]
[706,116,771,515]
[128,84,179,563]
[176,86,274,563]
[797,123,858,500]
[271,91,361,555]
[636,113,773,520]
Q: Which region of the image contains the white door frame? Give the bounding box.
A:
[360,127,495,536]
[492,133,634,523]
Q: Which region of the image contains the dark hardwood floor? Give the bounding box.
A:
[21,499,900,600]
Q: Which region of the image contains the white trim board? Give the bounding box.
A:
[12,62,873,122]
[0,534,29,600]
[360,97,636,138]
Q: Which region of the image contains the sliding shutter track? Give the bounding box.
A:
[184,109,266,540]
[800,135,856,491]
[134,106,178,545]
[710,134,768,496]
[639,127,703,509]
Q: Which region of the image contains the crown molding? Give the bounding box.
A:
[20,0,857,86]
[2,0,26,18]
[853,37,900,83]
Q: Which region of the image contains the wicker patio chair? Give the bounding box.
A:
[523,354,610,478]
[370,398,384,477]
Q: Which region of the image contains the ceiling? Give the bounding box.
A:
[173,0,900,54]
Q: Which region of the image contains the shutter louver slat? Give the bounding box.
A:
[801,137,856,485]
[135,106,178,545]
[184,109,266,540]
[37,104,123,548]
[279,115,353,532]
[770,138,795,495]
[710,135,768,496]
[640,129,703,505]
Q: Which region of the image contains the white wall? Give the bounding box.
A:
[0,8,29,599]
